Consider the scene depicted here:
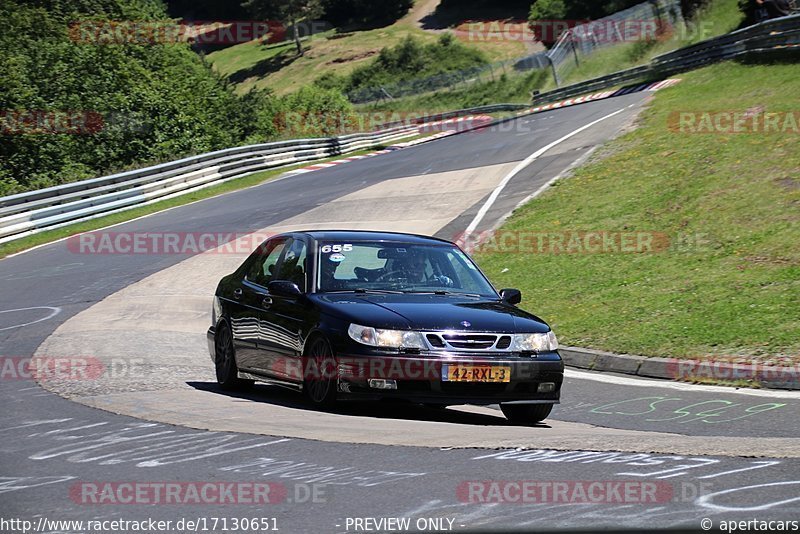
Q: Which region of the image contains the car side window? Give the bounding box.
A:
[246,239,287,287]
[274,238,308,291]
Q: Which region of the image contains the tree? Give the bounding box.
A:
[242,0,323,55]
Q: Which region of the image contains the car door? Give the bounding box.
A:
[230,237,287,372]
[258,237,314,383]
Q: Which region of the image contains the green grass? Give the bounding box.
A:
[475,61,800,362]
[366,0,746,111]
[0,146,390,259]
[206,17,526,95]
[361,69,551,113]
[550,0,745,89]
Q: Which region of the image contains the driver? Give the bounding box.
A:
[395,250,428,283]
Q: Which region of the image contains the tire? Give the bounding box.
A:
[501,403,553,424]
[214,322,254,391]
[303,337,337,408]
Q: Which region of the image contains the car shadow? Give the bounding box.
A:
[186,381,551,428]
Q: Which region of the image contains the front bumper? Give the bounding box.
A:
[335,351,563,405]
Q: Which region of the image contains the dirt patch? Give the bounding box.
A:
[328,50,379,64]
[775,176,800,190]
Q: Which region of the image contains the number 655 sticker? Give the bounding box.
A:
[321,244,353,253]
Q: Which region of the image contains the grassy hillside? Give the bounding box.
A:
[548,0,745,90]
[355,0,745,112]
[475,61,800,361]
[206,2,528,95]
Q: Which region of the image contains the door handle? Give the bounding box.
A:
[233,288,243,300]
[262,296,273,308]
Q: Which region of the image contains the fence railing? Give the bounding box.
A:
[540,0,684,86]
[531,13,800,105]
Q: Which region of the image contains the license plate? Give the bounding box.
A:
[442,365,511,383]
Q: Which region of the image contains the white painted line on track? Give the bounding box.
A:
[565,368,800,399]
[463,107,626,239]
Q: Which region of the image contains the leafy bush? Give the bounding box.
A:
[529,0,644,23]
[0,0,352,196]
[338,34,488,96]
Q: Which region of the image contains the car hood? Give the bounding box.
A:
[313,293,550,333]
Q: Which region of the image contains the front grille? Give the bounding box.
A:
[442,334,496,349]
[423,332,519,351]
[426,334,446,348]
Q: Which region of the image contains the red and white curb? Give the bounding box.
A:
[516,79,681,116]
[287,117,491,175]
[418,114,494,133]
[288,81,680,175]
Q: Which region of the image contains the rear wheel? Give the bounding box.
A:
[303,337,337,408]
[214,323,254,391]
[501,403,553,424]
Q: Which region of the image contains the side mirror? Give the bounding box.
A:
[268,280,303,299]
[500,288,522,305]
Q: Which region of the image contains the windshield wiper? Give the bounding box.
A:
[355,288,405,295]
[402,290,483,298]
[324,288,405,295]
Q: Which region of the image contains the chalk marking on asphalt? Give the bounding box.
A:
[565,368,800,399]
[696,480,800,512]
[0,306,61,331]
[463,107,627,240]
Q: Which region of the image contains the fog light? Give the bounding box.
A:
[368,379,397,390]
[537,382,556,393]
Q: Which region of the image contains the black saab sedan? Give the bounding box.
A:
[207,230,563,423]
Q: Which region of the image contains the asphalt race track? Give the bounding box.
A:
[1,93,798,533]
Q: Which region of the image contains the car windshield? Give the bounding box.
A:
[316,241,497,297]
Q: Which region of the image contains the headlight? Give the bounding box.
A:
[511,331,558,352]
[348,323,426,349]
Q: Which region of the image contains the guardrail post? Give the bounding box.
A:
[571,34,580,67]
[547,54,561,87]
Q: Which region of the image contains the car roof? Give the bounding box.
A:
[292,230,454,246]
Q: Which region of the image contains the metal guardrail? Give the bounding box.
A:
[0,107,529,244]
[541,0,684,86]
[532,14,800,105]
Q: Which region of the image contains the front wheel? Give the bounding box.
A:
[501,403,553,424]
[214,323,254,391]
[303,337,338,408]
